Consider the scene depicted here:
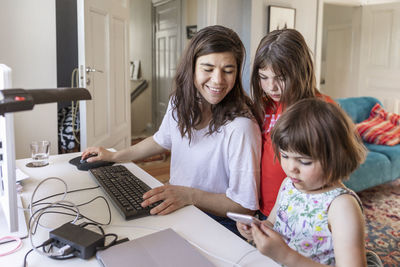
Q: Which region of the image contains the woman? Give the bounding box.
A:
[82,25,261,235]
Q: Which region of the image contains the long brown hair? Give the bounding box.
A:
[251,29,318,125]
[171,25,258,141]
[271,98,367,184]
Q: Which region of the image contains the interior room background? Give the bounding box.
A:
[0,0,399,159]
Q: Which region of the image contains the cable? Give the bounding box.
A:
[29,177,68,219]
[70,68,80,145]
[0,236,22,256]
[22,177,111,265]
[28,208,79,235]
[48,244,76,260]
[29,195,111,227]
[79,222,105,236]
[100,233,118,249]
[29,200,80,258]
[0,234,27,245]
[20,184,100,218]
[27,180,106,232]
[71,68,78,88]
[75,196,112,225]
[29,177,69,231]
[23,248,34,267]
[27,195,111,235]
[26,185,100,209]
[70,100,80,144]
[23,239,53,267]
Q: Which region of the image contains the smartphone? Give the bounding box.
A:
[226,212,261,227]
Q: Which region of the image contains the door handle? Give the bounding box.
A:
[85,66,104,86]
[86,66,104,73]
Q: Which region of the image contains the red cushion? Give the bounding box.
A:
[356,103,400,146]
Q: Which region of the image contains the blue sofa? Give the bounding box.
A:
[335,97,400,192]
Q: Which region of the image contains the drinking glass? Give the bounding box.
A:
[30,141,50,167]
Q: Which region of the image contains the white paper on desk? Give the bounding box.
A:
[16,168,29,182]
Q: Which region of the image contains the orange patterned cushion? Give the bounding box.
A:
[356,103,400,146]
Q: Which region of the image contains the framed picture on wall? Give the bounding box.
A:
[268,6,296,33]
[186,25,197,39]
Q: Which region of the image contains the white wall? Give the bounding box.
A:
[0,0,58,159]
[184,0,198,47]
[181,0,319,94]
[214,0,252,93]
[250,0,318,62]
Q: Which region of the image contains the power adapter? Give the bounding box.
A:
[49,222,105,259]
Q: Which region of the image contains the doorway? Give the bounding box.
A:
[56,0,131,153]
[152,0,182,129]
[129,0,183,137]
[319,3,361,99]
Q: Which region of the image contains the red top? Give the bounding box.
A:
[259,94,335,216]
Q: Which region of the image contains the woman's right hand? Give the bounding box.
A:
[81,147,115,162]
[237,222,253,241]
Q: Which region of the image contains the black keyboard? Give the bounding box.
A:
[89,165,159,220]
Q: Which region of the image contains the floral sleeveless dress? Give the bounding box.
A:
[273,179,362,265]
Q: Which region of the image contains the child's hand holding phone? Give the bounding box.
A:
[227,212,274,241]
[227,212,262,241]
[227,212,261,226]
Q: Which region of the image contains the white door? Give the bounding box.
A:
[325,24,353,98]
[77,0,131,150]
[152,0,181,128]
[358,2,400,113]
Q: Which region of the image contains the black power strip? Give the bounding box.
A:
[49,222,105,259]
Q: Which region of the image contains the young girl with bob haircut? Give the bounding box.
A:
[239,98,382,266]
[250,29,334,217]
[82,25,261,235]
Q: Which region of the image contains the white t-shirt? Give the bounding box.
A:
[153,101,261,210]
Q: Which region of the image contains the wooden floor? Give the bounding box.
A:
[136,156,170,184]
[132,137,170,184]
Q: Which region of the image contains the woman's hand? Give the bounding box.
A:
[81,147,115,162]
[141,184,194,215]
[252,223,290,262]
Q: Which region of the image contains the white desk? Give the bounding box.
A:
[1,152,279,267]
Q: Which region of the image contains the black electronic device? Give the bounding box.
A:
[49,222,104,259]
[89,165,162,220]
[69,155,114,171]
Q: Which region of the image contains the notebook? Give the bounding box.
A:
[96,228,215,267]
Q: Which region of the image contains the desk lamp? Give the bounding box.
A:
[0,87,91,235]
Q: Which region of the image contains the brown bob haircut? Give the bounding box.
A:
[271,98,367,184]
[251,29,318,123]
[171,25,259,141]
